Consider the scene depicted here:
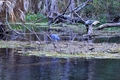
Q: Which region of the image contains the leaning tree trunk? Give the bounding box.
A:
[44,0,58,17]
[29,0,40,13]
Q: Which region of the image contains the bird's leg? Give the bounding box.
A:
[53,42,57,48]
[53,40,60,48]
[86,25,89,34]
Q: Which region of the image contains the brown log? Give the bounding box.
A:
[96,23,120,30]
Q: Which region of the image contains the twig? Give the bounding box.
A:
[22,24,42,44]
[71,33,78,41]
[31,27,42,44]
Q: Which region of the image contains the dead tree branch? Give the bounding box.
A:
[65,0,92,13]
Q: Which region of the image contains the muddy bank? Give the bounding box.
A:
[1,41,119,58]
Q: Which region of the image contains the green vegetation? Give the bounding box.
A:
[82,0,120,22]
[103,27,120,32]
[10,22,48,30]
[25,13,48,22]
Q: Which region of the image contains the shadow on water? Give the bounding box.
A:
[0,48,11,58]
[0,48,120,80]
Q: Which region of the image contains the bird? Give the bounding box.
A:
[50,33,60,48]
[50,34,60,41]
[85,20,100,26]
[85,20,100,33]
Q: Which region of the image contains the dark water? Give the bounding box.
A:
[0,48,120,80]
[93,36,120,43]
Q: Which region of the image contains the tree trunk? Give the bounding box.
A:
[45,0,51,16]
[69,0,75,17]
[50,0,58,17]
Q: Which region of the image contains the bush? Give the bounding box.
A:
[25,13,48,22]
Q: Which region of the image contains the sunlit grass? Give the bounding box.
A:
[0,41,35,48]
[25,51,120,59]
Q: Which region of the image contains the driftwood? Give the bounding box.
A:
[96,22,120,30]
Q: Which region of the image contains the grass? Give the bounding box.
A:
[25,13,48,22]
[9,22,48,30]
[25,50,120,59]
[103,27,120,32]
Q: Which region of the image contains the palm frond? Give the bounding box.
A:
[0,0,29,22]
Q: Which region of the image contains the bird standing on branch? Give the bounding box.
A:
[85,20,100,33]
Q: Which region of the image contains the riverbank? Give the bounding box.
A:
[0,41,120,59]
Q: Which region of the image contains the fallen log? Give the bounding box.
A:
[96,22,120,30]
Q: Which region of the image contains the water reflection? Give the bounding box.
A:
[0,48,120,80]
[93,36,120,43]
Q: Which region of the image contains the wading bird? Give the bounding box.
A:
[50,33,60,48]
[50,34,60,41]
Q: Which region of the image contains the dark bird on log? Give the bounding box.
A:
[85,20,100,26]
[85,20,100,33]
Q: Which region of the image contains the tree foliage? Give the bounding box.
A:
[27,0,120,22]
[82,0,120,22]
